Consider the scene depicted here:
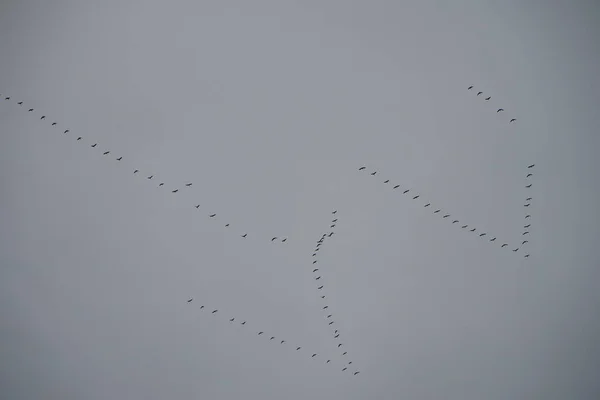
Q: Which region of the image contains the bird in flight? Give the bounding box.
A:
[524,224,531,228]
[342,367,347,371]
[270,336,275,340]
[501,244,508,248]
[452,220,459,224]
[354,372,360,376]
[313,268,318,272]
[393,185,400,189]
[434,210,441,213]
[209,214,216,217]
[477,92,483,96]
[103,151,110,155]
[524,254,530,258]
[17,101,23,105]
[147,175,153,179]
[513,248,519,252]
[527,173,533,177]
[282,238,287,242]
[524,203,531,207]
[468,86,473,90]
[526,197,532,201]
[510,119,517,123]
[470,228,476,232]
[318,286,324,290]
[40,116,46,119]
[230,318,235,322]
[424,203,430,207]
[28,109,34,112]
[187,298,193,303]
[158,183,164,187]
[412,195,419,200]
[64,130,69,134]
[443,215,450,218]
[271,237,278,241]
[77,137,82,140]
[490,237,496,241]
[485,97,491,100]
[526,184,532,188]
[116,157,122,161]
[497,108,504,112]
[52,122,57,126]
[479,233,487,237]
[359,166,366,170]
[241,234,247,238]
[185,183,192,187]
[212,310,218,314]
[133,170,139,174]
[522,240,529,245]
[384,180,389,184]
[241,321,246,325]
[172,189,179,193]
[523,231,530,235]
[91,143,97,147]
[528,164,535,169]
[525,215,531,219]
[281,340,285,344]
[461,225,468,229]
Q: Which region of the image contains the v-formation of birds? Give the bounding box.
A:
[467,85,517,124]
[2,96,288,245]
[359,165,534,258]
[186,298,359,375]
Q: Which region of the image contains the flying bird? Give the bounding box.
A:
[522,240,529,245]
[258,332,263,335]
[296,347,301,350]
[326,360,331,363]
[28,109,34,112]
[434,209,441,213]
[158,183,164,187]
[332,219,338,222]
[40,116,45,119]
[241,321,246,325]
[332,210,337,214]
[281,340,285,344]
[209,214,216,217]
[270,337,275,340]
[342,368,347,371]
[524,254,530,258]
[230,318,235,322]
[212,310,218,314]
[187,298,193,303]
[4,97,9,100]
[282,238,287,242]
[393,185,400,189]
[342,352,347,355]
[424,203,430,207]
[225,224,229,227]
[185,183,192,187]
[313,269,318,272]
[501,244,508,248]
[479,233,487,237]
[526,184,532,188]
[103,151,110,155]
[513,248,519,252]
[485,97,491,100]
[315,277,321,280]
[334,334,340,338]
[527,173,533,177]
[200,306,204,309]
[312,354,317,358]
[147,175,153,179]
[116,157,122,161]
[51,122,57,126]
[338,344,343,348]
[461,225,468,229]
[370,172,377,176]
[384,180,389,183]
[172,189,179,193]
[64,130,69,134]
[477,92,483,96]
[468,86,473,90]
[323,306,328,309]
[526,197,532,201]
[412,195,419,200]
[91,143,97,147]
[524,203,531,207]
[77,137,82,140]
[17,101,23,105]
[327,314,332,318]
[470,228,476,232]
[525,215,531,219]
[318,286,324,289]
[241,234,247,238]
[133,170,139,174]
[443,215,450,218]
[528,164,535,168]
[359,166,366,170]
[452,220,459,223]
[271,237,278,241]
[403,190,410,194]
[329,321,334,325]
[510,119,517,123]
[524,224,531,228]
[523,231,530,235]
[490,237,496,241]
[354,372,360,376]
[497,108,504,112]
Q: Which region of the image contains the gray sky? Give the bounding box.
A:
[1,0,600,399]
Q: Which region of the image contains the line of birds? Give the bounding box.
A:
[2,95,288,244]
[359,166,534,255]
[186,298,360,375]
[520,165,535,259]
[467,86,517,124]
[308,211,354,366]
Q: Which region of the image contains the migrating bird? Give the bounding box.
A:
[296,347,301,351]
[479,233,487,237]
[393,185,400,189]
[147,175,153,179]
[313,268,318,272]
[327,314,332,318]
[91,143,97,147]
[525,215,531,219]
[329,321,334,325]
[312,253,316,257]
[258,332,263,335]
[334,334,340,338]
[443,215,450,218]
[103,151,110,155]
[527,173,533,177]
[370,171,377,176]
[17,101,23,105]
[187,298,193,303]
[354,372,360,376]
[241,234,247,238]
[522,240,529,245]
[282,238,287,242]
[133,170,139,174]
[225,224,229,227]
[4,97,9,100]
[477,91,483,96]
[338,344,343,348]
[524,254,530,258]
[468,86,473,90]
[281,340,285,344]
[323,306,329,309]
[28,109,34,112]
[64,130,69,134]
[342,352,347,355]
[212,310,218,314]
[241,321,246,325]
[230,318,235,322]
[490,237,497,241]
[270,337,275,340]
[485,97,491,100]
[116,157,122,161]
[77,137,82,140]
[434,209,441,213]
[326,360,331,364]
[312,354,317,358]
[524,204,531,207]
[332,219,338,222]
[523,231,530,235]
[526,184,532,188]
[452,220,459,223]
[51,122,57,126]
[271,237,278,241]
[424,203,431,207]
[40,116,46,119]
[526,197,532,201]
[528,164,535,169]
[501,244,508,248]
[403,190,410,194]
[470,228,476,232]
[318,286,324,290]
[524,224,531,228]
[158,183,164,187]
[461,225,468,229]
[200,306,204,309]
[497,108,504,112]
[359,166,366,170]
[185,183,192,187]
[330,225,335,228]
[412,195,419,200]
[342,368,347,371]
[384,180,389,183]
[513,248,519,252]
[209,214,216,218]
[172,189,179,193]
[510,119,517,123]
[315,277,321,280]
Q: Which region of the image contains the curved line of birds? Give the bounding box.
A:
[467,85,517,124]
[520,165,535,258]
[358,166,533,256]
[2,95,289,245]
[185,298,360,375]
[308,211,355,367]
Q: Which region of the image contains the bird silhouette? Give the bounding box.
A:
[393,185,400,189]
[158,183,164,187]
[318,286,324,289]
[524,224,531,228]
[326,360,331,363]
[172,189,179,193]
[332,210,337,214]
[28,109,34,112]
[270,337,275,340]
[354,372,360,376]
[424,203,430,207]
[230,318,235,322]
[342,352,347,355]
[527,173,533,177]
[200,306,204,309]
[103,151,110,155]
[64,130,69,134]
[513,248,519,252]
[40,116,45,119]
[312,354,317,358]
[212,310,218,314]
[147,175,153,179]
[524,203,531,207]
[241,321,246,325]
[526,197,532,201]
[443,215,450,218]
[523,231,530,235]
[332,219,338,222]
[525,215,531,219]
[282,238,287,242]
[477,92,483,96]
[461,225,468,229]
[296,347,301,350]
[338,344,343,348]
[271,237,278,241]
[4,97,9,100]
[241,234,247,238]
[281,340,285,344]
[258,332,263,335]
[91,143,97,147]
[528,164,535,168]
[17,101,23,105]
[412,195,419,200]
[315,277,321,280]
[434,210,441,213]
[51,122,57,126]
[479,233,487,237]
[77,137,82,140]
[370,171,377,175]
[225,224,230,227]
[323,306,328,309]
[116,157,122,161]
[485,97,491,100]
[403,190,410,194]
[468,86,473,90]
[490,237,496,241]
[524,254,530,258]
[497,108,504,112]
[187,298,193,303]
[329,321,334,325]
[313,268,318,272]
[526,184,532,188]
[384,180,389,183]
[452,220,459,223]
[342,367,347,371]
[185,183,192,187]
[359,166,366,170]
[133,170,139,174]
[522,240,529,245]
[510,119,517,123]
[209,214,216,217]
[334,334,340,338]
[470,228,476,232]
[501,244,508,248]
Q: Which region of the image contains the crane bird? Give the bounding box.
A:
[271,237,278,241]
[77,137,82,140]
[187,298,193,303]
[524,224,531,228]
[147,175,153,179]
[468,86,473,90]
[501,244,508,248]
[461,225,468,229]
[116,157,122,161]
[358,166,366,171]
[17,101,23,105]
[524,203,531,207]
[524,254,530,258]
[526,197,532,201]
[338,344,343,348]
[258,332,263,335]
[241,234,247,238]
[209,214,216,218]
[185,183,192,187]
[485,97,491,100]
[526,184,532,188]
[172,189,179,193]
[412,195,419,200]
[91,143,97,147]
[158,183,164,186]
[332,210,337,214]
[528,164,535,168]
[490,237,496,241]
[452,220,459,223]
[270,337,275,340]
[342,368,348,371]
[230,318,235,322]
[370,171,377,176]
[403,189,410,194]
[282,238,287,242]
[40,116,46,119]
[133,170,139,174]
[477,92,483,96]
[513,248,519,252]
[64,130,69,134]
[510,119,517,123]
[479,233,487,237]
[318,286,324,289]
[384,180,389,183]
[281,340,285,344]
[313,269,318,272]
[354,372,360,375]
[28,109,34,112]
[522,240,529,245]
[51,122,57,126]
[212,310,218,313]
[523,231,530,235]
[241,321,246,325]
[296,347,301,350]
[443,215,450,218]
[315,277,321,280]
[527,173,533,177]
[329,321,334,325]
[525,215,531,219]
[312,354,317,358]
[424,203,431,207]
[393,185,400,189]
[323,306,328,309]
[103,151,110,155]
[434,209,441,213]
[497,108,504,112]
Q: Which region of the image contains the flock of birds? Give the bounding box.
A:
[4,83,531,378]
[1,94,288,245]
[467,85,517,124]
[358,165,534,257]
[185,298,360,375]
[306,211,355,369]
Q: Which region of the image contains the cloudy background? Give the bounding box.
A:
[1,0,599,399]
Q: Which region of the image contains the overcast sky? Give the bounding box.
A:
[1,0,600,399]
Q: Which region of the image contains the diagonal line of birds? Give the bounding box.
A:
[467,85,517,124]
[520,164,535,259]
[2,95,289,245]
[308,210,355,366]
[186,298,360,375]
[358,166,527,253]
